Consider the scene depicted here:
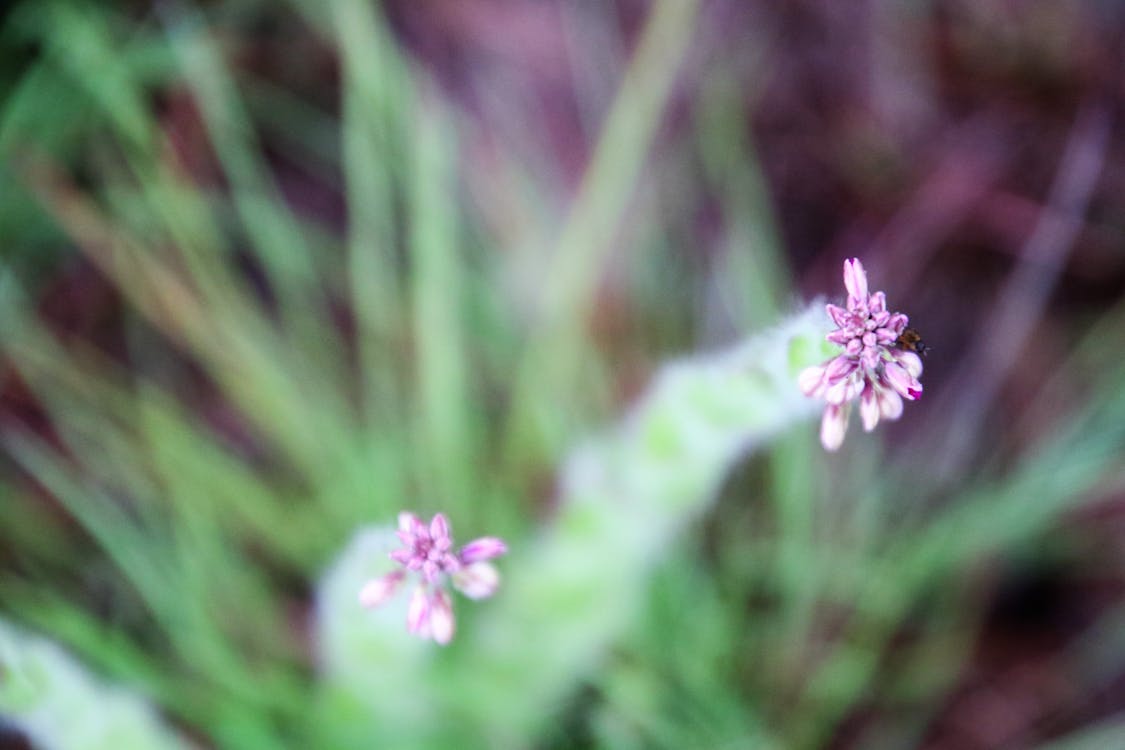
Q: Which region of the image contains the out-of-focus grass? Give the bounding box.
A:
[0,1,702,746]
[0,2,1123,749]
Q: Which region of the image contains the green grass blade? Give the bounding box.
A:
[503,0,704,464]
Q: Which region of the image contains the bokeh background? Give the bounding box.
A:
[1,1,1124,748]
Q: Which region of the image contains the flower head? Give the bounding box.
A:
[799,258,923,451]
[358,512,507,645]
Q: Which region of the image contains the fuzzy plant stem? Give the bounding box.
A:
[316,302,835,747]
[456,302,833,739]
[0,618,188,750]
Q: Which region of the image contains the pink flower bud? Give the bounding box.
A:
[459,537,508,564]
[429,590,455,645]
[453,562,501,600]
[798,365,826,396]
[799,257,923,450]
[878,387,903,421]
[820,404,849,452]
[407,586,431,637]
[859,385,880,432]
[884,361,921,400]
[843,258,868,302]
[429,513,451,544]
[360,512,507,645]
[358,571,405,609]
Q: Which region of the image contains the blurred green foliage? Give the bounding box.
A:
[0,1,1123,749]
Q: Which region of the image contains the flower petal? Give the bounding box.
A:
[875,327,898,345]
[826,303,851,328]
[843,258,868,304]
[878,387,903,421]
[887,313,908,334]
[358,571,404,609]
[824,377,851,405]
[868,291,886,314]
[798,365,826,396]
[429,590,455,645]
[824,355,857,383]
[398,512,423,535]
[894,350,923,378]
[459,537,508,564]
[825,371,861,405]
[820,403,850,451]
[859,385,880,432]
[453,561,501,600]
[429,513,451,544]
[407,586,431,637]
[884,361,922,400]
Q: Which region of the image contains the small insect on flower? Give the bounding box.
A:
[799,258,924,451]
[358,512,507,645]
[895,327,929,357]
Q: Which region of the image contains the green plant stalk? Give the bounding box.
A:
[503,0,703,466]
[22,7,358,491]
[334,0,410,428]
[408,98,477,511]
[695,69,791,329]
